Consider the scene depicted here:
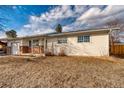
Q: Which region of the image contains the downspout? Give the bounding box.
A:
[109,28,113,56]
[43,37,46,56]
[31,39,33,55]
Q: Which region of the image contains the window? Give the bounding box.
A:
[78,35,90,42]
[33,40,39,46]
[58,37,67,44]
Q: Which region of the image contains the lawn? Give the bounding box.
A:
[0,56,123,88]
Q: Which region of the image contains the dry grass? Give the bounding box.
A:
[0,56,123,88]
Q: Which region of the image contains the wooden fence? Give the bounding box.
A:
[110,44,124,55]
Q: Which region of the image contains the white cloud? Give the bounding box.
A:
[0,32,6,38]
[77,5,124,21]
[18,5,88,36]
[18,5,124,37]
[64,5,124,31]
[12,6,17,9]
[23,24,31,28]
[77,7,102,21]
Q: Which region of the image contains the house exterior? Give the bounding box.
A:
[0,28,120,56]
[0,41,7,54]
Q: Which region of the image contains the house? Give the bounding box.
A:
[0,41,7,54]
[0,28,120,56]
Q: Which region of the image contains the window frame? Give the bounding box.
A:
[32,39,39,46]
[58,37,67,44]
[77,35,90,43]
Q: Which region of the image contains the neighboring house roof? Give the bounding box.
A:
[0,27,120,40]
[0,41,7,45]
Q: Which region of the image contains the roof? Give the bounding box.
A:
[48,28,111,37]
[0,41,7,45]
[0,27,120,40]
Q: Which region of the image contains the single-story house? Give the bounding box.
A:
[0,41,7,54]
[0,28,120,56]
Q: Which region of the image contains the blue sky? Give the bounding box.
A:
[0,5,57,31]
[0,5,124,38]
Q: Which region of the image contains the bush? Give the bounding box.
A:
[45,51,54,56]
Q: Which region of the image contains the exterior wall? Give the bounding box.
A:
[46,33,109,56]
[18,38,44,55]
[22,37,44,46]
[7,40,23,47]
[6,47,11,55]
[7,40,22,55]
[0,44,6,50]
[46,38,57,55]
[6,31,109,56]
[22,39,29,46]
[0,43,7,53]
[0,45,3,49]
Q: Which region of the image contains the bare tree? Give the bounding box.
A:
[105,18,124,45]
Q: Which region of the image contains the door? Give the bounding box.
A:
[29,40,32,48]
[11,42,20,55]
[28,40,32,53]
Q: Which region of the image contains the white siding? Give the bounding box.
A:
[21,38,44,46]
[7,31,109,56]
[7,40,22,55]
[47,38,58,55]
[7,40,22,47]
[46,33,109,56]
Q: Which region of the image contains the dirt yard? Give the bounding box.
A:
[0,56,123,88]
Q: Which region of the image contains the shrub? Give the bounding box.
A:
[45,51,54,56]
